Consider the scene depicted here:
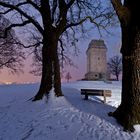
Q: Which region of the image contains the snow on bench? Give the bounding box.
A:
[81,89,112,103]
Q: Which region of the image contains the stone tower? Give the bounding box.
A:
[85,39,108,80]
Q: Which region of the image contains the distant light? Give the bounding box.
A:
[4,82,12,85]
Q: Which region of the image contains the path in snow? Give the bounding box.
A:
[0,83,140,140]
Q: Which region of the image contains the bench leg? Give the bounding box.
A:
[85,95,88,100]
[103,94,106,103]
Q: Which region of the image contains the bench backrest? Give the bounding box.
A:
[81,89,111,97]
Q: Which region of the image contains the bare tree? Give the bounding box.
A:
[108,0,140,131]
[0,0,114,101]
[108,55,122,81]
[0,15,24,73]
[30,41,75,77]
[65,72,72,83]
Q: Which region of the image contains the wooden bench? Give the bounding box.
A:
[81,89,112,103]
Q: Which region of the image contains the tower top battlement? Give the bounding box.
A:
[86,40,107,53]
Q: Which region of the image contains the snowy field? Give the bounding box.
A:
[0,81,140,140]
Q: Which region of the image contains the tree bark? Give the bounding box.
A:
[110,27,140,131]
[33,32,63,100]
[32,40,53,101]
[109,0,140,131]
[53,45,63,97]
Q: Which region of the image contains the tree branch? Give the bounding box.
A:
[67,0,75,9]
[26,0,40,12]
[0,1,43,34]
[0,20,31,38]
[111,0,130,25]
[0,58,14,68]
[13,40,42,48]
[52,0,57,23]
[58,0,67,20]
[64,16,99,31]
[55,0,68,33]
[40,0,52,28]
[0,8,12,14]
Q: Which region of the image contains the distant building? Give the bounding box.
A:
[85,39,109,80]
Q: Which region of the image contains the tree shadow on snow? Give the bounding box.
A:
[62,87,122,129]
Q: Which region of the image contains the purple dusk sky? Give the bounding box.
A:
[0,26,121,84]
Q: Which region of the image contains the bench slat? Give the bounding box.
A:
[81,92,104,96]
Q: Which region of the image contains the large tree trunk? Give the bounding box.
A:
[32,42,53,101]
[109,0,140,131]
[109,0,140,130]
[33,34,63,101]
[53,45,63,97]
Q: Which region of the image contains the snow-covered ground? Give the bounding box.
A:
[0,81,140,140]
